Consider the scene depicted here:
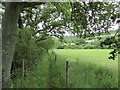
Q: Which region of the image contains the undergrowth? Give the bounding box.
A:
[10,50,118,88]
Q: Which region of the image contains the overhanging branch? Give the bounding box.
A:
[22,2,45,8]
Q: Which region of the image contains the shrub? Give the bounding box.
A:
[37,37,55,51]
[83,44,96,49]
[12,28,46,77]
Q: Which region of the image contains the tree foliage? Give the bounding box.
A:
[14,2,120,60]
[20,3,71,40]
[71,2,119,37]
[101,34,120,60]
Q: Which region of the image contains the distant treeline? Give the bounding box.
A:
[56,30,117,49]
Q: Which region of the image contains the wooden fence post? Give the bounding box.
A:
[22,59,24,77]
[66,61,69,88]
[54,54,57,63]
[52,50,57,63]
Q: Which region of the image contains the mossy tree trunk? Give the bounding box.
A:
[2,2,22,84]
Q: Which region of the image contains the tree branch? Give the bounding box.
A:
[22,2,45,8]
[1,2,45,9]
[18,13,23,29]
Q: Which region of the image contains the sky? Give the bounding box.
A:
[110,24,118,30]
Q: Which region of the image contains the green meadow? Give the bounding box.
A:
[55,49,118,70]
[11,49,118,88]
[54,49,118,88]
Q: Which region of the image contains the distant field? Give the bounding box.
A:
[55,49,118,70]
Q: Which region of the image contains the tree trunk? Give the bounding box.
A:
[2,2,43,87]
[2,2,22,85]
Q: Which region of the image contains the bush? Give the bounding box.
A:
[83,44,96,49]
[12,28,47,77]
[37,37,55,51]
[57,45,64,49]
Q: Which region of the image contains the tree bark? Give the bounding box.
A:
[2,2,22,85]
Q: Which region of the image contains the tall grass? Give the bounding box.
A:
[54,49,118,88]
[12,52,49,88]
[47,52,118,88]
[48,51,66,88]
[10,49,118,88]
[69,61,118,88]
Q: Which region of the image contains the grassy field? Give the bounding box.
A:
[54,49,118,88]
[55,49,118,70]
[11,49,118,88]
